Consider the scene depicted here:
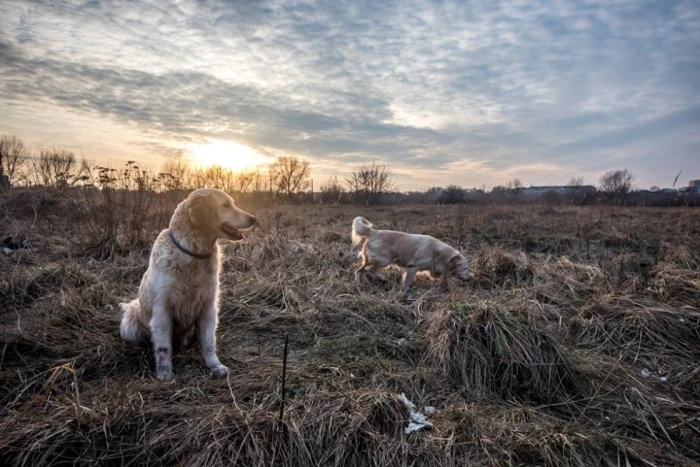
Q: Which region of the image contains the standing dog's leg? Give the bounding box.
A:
[401,267,418,293]
[370,269,389,282]
[356,242,383,283]
[365,263,388,282]
[355,264,368,283]
[355,245,369,283]
[198,305,229,378]
[150,304,174,381]
[356,262,388,283]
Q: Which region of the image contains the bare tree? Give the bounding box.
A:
[599,169,634,204]
[234,169,257,193]
[566,176,593,205]
[568,177,584,187]
[506,178,523,203]
[30,148,87,187]
[159,157,191,191]
[507,178,523,190]
[437,185,467,205]
[319,175,346,204]
[251,171,268,193]
[269,156,311,201]
[0,135,29,187]
[345,171,362,202]
[346,161,393,205]
[191,165,238,193]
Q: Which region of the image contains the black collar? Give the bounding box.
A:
[168,229,212,260]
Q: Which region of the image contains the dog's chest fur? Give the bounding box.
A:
[151,235,221,330]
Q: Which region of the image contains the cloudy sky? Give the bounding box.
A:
[1,0,699,190]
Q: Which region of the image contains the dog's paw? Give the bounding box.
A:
[211,365,230,379]
[156,367,174,381]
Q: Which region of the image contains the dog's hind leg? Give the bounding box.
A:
[356,261,388,283]
[355,245,370,282]
[372,272,388,282]
[355,264,368,283]
[368,266,388,282]
[355,257,374,283]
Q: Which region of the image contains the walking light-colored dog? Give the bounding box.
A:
[119,188,256,381]
[352,216,470,292]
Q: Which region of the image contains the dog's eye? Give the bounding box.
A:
[222,201,231,208]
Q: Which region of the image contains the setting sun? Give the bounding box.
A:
[187,139,272,172]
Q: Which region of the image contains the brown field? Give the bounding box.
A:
[1,188,700,466]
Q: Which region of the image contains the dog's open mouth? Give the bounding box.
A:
[221,223,244,241]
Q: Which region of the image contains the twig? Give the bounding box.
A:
[226,374,242,412]
[278,332,290,422]
[72,365,82,426]
[0,341,6,372]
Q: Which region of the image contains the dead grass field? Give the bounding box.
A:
[1,188,699,466]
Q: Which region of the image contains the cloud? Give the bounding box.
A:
[552,106,700,154]
[1,0,699,188]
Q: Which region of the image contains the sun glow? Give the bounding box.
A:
[188,139,272,171]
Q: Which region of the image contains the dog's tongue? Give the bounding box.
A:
[221,223,243,240]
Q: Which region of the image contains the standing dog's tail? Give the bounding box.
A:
[352,217,374,246]
[119,299,149,343]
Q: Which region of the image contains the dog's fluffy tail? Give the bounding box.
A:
[352,216,374,246]
[119,299,149,343]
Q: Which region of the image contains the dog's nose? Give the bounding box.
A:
[247,215,257,225]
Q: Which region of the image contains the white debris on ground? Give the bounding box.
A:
[397,393,434,434]
[641,369,651,378]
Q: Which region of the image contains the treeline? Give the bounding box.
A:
[0,134,394,205]
[417,185,700,207]
[1,135,697,207]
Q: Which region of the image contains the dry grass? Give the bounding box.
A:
[427,301,583,404]
[1,189,700,466]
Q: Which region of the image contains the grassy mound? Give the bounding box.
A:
[427,302,583,403]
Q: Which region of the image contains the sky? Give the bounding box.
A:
[1,0,699,191]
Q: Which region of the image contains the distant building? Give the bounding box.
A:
[521,185,596,195]
[689,179,700,193]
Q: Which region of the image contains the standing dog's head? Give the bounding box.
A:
[449,254,471,281]
[186,188,256,241]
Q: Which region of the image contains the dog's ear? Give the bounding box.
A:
[187,194,217,228]
[448,254,463,271]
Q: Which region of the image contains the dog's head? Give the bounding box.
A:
[449,254,471,282]
[186,189,256,241]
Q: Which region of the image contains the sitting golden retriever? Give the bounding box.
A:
[352,216,470,292]
[119,188,256,381]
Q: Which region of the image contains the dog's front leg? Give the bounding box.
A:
[199,305,229,378]
[150,305,174,381]
[401,267,418,293]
